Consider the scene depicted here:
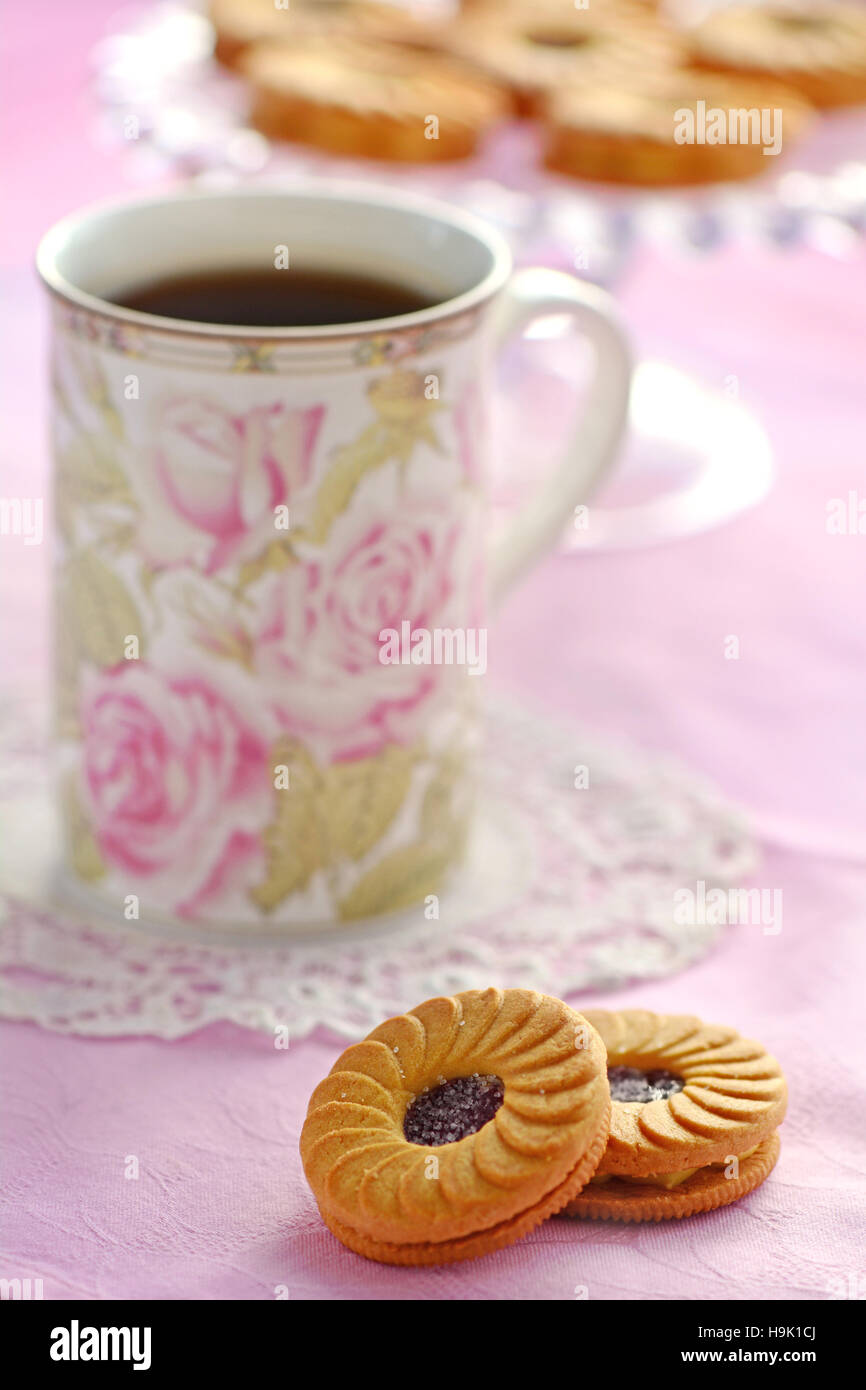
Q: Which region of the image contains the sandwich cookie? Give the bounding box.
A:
[300,988,611,1264]
[562,1009,786,1221]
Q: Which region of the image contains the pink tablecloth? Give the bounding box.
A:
[2,1,865,1300]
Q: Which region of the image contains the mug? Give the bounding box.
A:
[37,186,631,934]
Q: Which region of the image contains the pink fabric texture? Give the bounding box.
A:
[2,1,866,1300]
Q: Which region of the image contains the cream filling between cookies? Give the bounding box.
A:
[590,1142,762,1190]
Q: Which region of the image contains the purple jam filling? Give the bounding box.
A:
[403,1074,505,1147]
[607,1065,684,1104]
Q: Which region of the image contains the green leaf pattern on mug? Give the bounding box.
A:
[300,369,443,544]
[250,742,332,911]
[235,536,298,592]
[64,549,145,668]
[57,433,136,513]
[337,842,454,922]
[251,741,425,913]
[55,607,82,740]
[322,746,415,863]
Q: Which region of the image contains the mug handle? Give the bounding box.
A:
[488,267,632,604]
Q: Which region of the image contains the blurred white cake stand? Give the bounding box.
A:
[88,1,864,548]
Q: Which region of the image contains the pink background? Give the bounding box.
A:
[2,2,865,1299]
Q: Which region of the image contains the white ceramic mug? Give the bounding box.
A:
[37,186,631,933]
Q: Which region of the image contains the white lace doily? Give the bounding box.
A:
[0,693,756,1039]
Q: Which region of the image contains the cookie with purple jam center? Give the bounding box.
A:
[404,1074,505,1146]
[300,989,613,1264]
[607,1065,684,1104]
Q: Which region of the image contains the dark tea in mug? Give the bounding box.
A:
[111,266,437,327]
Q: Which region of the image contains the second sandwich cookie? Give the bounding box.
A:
[563,1009,786,1222]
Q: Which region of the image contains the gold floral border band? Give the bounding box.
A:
[50,296,485,375]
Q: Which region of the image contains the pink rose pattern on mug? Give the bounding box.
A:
[53,315,485,928]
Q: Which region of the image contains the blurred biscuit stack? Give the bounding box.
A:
[208,0,866,184]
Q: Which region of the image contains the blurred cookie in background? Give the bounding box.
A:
[244,34,507,160]
[216,0,856,186]
[445,0,684,115]
[209,0,437,69]
[687,3,866,108]
[543,68,812,186]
